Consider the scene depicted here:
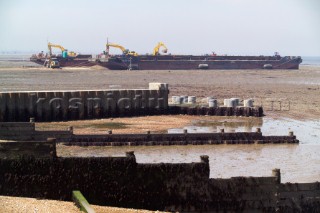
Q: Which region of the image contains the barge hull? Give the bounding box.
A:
[138,60,300,70]
[98,55,302,70]
[30,55,95,67]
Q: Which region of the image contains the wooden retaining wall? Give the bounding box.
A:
[0,150,318,212]
[0,83,169,122]
[0,122,298,145]
[0,140,56,159]
[65,131,298,146]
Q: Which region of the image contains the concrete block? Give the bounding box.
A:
[208,99,218,108]
[149,82,168,91]
[244,99,254,107]
[188,96,196,104]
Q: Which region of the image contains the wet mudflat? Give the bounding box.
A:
[170,117,320,144]
[57,143,319,183]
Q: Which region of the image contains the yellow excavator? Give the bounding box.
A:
[47,42,77,58]
[153,42,168,55]
[106,42,138,56]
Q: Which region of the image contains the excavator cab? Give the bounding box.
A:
[44,58,60,69]
[62,50,77,58]
[68,51,77,57]
[106,43,138,57]
[127,51,138,56]
[50,59,60,68]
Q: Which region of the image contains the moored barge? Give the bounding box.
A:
[96,54,302,70]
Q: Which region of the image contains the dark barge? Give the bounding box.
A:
[96,54,302,70]
[30,54,95,67]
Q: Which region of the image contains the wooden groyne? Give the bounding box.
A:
[0,149,318,212]
[0,122,298,145]
[0,83,264,122]
[0,83,169,122]
[65,129,298,146]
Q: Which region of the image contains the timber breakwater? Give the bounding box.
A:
[0,83,263,122]
[0,122,298,145]
[0,143,319,212]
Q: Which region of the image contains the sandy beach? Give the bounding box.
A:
[0,195,165,213]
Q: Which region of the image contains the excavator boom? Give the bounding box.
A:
[153,42,168,56]
[48,42,65,55]
[106,42,138,56]
[47,42,77,58]
[106,43,127,52]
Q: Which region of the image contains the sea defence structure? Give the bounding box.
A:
[0,145,319,212]
[0,83,263,122]
[0,83,169,122]
[0,122,298,145]
[168,105,263,117]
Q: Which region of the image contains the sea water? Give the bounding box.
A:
[301,56,320,67]
[0,54,41,68]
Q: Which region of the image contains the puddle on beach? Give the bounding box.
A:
[58,143,320,183]
[58,117,320,183]
[168,118,262,134]
[108,85,122,88]
[169,117,320,145]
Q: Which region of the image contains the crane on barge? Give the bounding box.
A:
[47,42,77,58]
[106,42,138,56]
[153,42,168,55]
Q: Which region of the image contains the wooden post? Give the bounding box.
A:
[272,168,281,184]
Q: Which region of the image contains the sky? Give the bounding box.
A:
[0,0,319,56]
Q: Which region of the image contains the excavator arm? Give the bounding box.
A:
[153,42,168,56]
[106,43,127,52]
[106,42,138,56]
[48,42,65,56]
[47,42,77,57]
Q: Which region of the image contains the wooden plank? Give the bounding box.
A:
[0,141,56,159]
